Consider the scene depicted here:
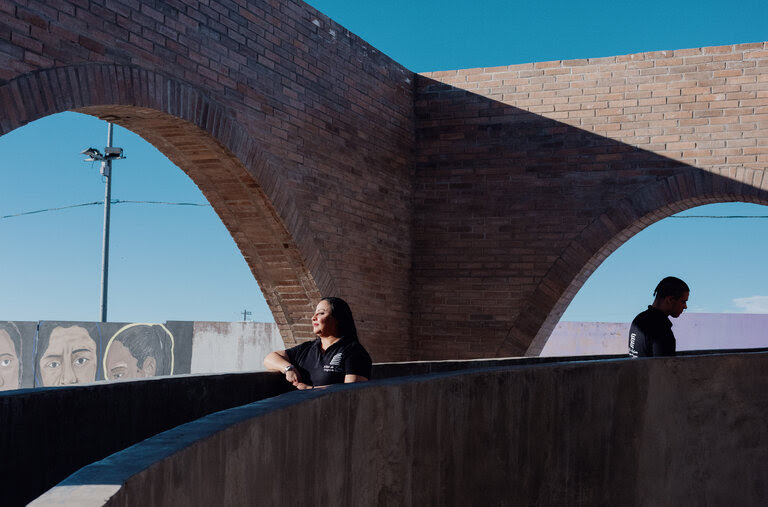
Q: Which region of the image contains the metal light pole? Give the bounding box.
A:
[82,123,124,322]
[99,123,114,323]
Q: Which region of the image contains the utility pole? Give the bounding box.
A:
[100,123,113,323]
[82,123,124,323]
[242,309,252,321]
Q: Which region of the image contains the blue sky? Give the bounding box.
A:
[1,0,767,324]
[0,113,269,322]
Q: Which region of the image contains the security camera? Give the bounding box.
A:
[81,147,103,161]
[81,147,101,157]
[104,146,124,160]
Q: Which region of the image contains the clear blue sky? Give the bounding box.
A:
[1,0,767,324]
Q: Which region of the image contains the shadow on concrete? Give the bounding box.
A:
[29,349,768,506]
[2,372,292,507]
[15,349,768,504]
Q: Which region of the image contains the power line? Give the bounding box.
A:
[114,199,212,207]
[0,200,211,221]
[670,215,768,219]
[1,201,102,219]
[3,205,765,222]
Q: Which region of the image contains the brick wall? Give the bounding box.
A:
[0,0,414,361]
[1,2,767,361]
[415,44,768,358]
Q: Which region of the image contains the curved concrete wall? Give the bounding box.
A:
[1,372,293,507]
[33,351,768,506]
[5,355,575,506]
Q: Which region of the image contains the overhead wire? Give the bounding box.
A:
[670,215,768,219]
[2,204,767,222]
[0,200,211,220]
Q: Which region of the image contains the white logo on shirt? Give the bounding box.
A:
[324,352,343,372]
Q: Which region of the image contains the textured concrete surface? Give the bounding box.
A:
[32,351,768,506]
[190,321,284,374]
[1,372,293,506]
[7,355,567,506]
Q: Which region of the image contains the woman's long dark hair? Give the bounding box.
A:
[321,297,359,341]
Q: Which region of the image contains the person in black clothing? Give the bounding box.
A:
[263,297,372,389]
[628,276,689,357]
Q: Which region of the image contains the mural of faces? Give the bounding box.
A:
[103,324,174,381]
[37,325,98,386]
[0,320,190,391]
[0,323,21,391]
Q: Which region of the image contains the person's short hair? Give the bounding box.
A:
[321,297,359,342]
[110,324,174,376]
[0,321,23,386]
[653,276,689,300]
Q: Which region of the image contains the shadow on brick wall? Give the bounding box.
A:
[411,76,768,359]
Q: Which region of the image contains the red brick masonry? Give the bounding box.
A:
[1,1,766,360]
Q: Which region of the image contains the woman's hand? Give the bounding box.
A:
[285,368,301,385]
[264,351,302,387]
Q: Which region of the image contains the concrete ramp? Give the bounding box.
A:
[32,352,768,506]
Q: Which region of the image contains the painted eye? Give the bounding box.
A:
[74,357,89,366]
[0,358,11,367]
[45,361,60,369]
[113,372,124,379]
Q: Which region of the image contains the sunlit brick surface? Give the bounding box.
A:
[1,1,767,359]
[416,44,768,357]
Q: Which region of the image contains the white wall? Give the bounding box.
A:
[190,322,284,373]
[543,313,768,356]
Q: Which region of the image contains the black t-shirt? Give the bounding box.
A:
[285,337,372,386]
[628,306,676,357]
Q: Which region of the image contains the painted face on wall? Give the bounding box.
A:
[105,340,156,380]
[39,326,97,386]
[0,329,20,391]
[312,300,339,338]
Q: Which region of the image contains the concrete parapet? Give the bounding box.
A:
[32,351,768,506]
[2,372,293,506]
[8,356,555,505]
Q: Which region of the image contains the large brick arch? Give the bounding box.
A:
[1,1,767,361]
[509,170,768,356]
[0,0,415,361]
[415,44,768,359]
[0,63,331,344]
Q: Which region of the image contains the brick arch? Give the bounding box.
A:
[0,0,416,362]
[500,168,768,357]
[0,63,335,346]
[2,2,765,363]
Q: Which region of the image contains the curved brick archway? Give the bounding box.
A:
[0,64,330,345]
[0,1,415,361]
[415,43,768,359]
[507,169,768,356]
[1,1,767,361]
